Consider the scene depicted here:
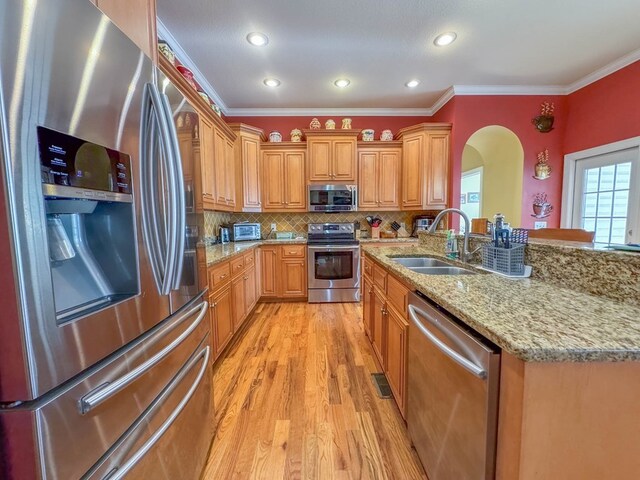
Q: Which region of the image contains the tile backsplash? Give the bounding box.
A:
[229,211,437,238]
[203,211,232,238]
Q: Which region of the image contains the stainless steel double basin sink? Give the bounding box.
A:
[391,257,476,276]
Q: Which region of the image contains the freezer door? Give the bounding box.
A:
[33,295,209,480]
[0,0,170,401]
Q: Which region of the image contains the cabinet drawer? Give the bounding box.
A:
[243,250,255,268]
[373,263,388,292]
[230,255,245,277]
[208,261,231,289]
[387,273,409,317]
[363,256,373,278]
[281,244,306,258]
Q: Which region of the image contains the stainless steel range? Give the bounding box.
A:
[307,223,361,303]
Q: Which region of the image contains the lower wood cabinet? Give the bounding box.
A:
[259,245,307,299]
[210,284,233,358]
[362,254,409,417]
[231,275,246,331]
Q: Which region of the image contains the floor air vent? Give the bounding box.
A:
[371,373,393,399]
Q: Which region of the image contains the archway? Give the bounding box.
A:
[461,126,524,228]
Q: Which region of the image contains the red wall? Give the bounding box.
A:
[225,116,429,140]
[432,95,567,228]
[565,60,640,154]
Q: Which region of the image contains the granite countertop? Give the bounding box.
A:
[205,242,261,266]
[359,237,419,243]
[363,245,640,363]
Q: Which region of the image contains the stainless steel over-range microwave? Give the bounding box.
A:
[308,184,357,212]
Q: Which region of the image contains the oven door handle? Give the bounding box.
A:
[307,245,361,251]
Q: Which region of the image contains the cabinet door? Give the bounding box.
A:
[426,132,450,209]
[244,265,257,313]
[308,139,332,182]
[363,276,374,339]
[211,285,233,358]
[242,136,261,210]
[225,138,236,208]
[372,290,386,368]
[259,247,279,297]
[199,117,216,204]
[332,139,357,182]
[281,259,307,298]
[378,149,401,209]
[213,128,228,207]
[284,151,306,210]
[231,275,246,332]
[94,0,157,62]
[402,134,424,209]
[358,151,378,209]
[385,305,408,417]
[262,152,284,210]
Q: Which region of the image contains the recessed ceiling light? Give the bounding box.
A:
[263,78,281,87]
[405,79,420,88]
[246,32,269,47]
[434,32,457,47]
[334,78,350,88]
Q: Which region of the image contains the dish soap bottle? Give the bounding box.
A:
[445,229,459,259]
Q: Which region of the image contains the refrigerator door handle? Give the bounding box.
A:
[159,92,186,290]
[100,345,210,480]
[408,304,487,379]
[141,82,178,295]
[79,300,208,414]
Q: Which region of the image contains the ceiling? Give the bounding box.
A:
[156,0,640,114]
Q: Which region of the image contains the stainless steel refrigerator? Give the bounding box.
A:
[0,1,213,478]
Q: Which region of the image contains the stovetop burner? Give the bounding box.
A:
[307,222,359,245]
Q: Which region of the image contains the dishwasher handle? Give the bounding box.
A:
[408,304,487,379]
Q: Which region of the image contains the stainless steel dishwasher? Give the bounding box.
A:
[407,291,501,480]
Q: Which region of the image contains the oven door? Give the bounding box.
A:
[308,185,357,212]
[308,245,361,289]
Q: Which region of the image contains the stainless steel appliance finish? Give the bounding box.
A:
[407,292,500,480]
[413,216,434,236]
[308,184,357,212]
[219,226,230,244]
[231,222,261,242]
[307,223,361,303]
[0,1,211,478]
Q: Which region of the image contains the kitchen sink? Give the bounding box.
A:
[409,266,476,275]
[391,257,452,268]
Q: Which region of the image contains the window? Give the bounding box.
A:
[563,140,640,247]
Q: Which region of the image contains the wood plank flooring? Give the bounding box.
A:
[202,302,427,480]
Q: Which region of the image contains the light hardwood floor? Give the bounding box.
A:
[202,302,427,480]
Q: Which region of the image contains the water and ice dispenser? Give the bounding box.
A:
[38,127,139,323]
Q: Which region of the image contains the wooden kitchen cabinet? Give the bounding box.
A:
[261,145,307,212]
[304,130,360,183]
[259,245,307,299]
[210,284,233,358]
[244,264,257,314]
[357,143,402,210]
[199,116,216,209]
[362,276,374,339]
[398,123,451,210]
[230,124,264,212]
[93,0,157,63]
[259,246,279,297]
[231,275,245,331]
[385,304,408,416]
[372,288,386,368]
[225,137,236,209]
[212,128,235,211]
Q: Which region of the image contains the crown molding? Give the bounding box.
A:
[224,107,433,117]
[565,47,640,93]
[452,84,567,96]
[429,87,455,115]
[156,19,228,114]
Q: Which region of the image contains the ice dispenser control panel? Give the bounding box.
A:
[37,126,132,198]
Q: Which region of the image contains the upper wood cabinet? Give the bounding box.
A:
[93,0,157,63]
[261,145,307,212]
[357,142,402,211]
[304,130,360,183]
[198,116,216,210]
[397,123,451,210]
[229,124,264,212]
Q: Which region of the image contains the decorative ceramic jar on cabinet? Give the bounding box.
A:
[362,129,375,141]
[380,129,393,141]
[269,131,282,142]
[342,118,352,129]
[290,129,302,142]
[310,118,321,129]
[325,119,336,129]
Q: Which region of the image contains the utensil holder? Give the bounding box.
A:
[371,226,380,239]
[482,243,525,276]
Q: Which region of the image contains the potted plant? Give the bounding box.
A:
[532,102,555,133]
[532,192,553,217]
